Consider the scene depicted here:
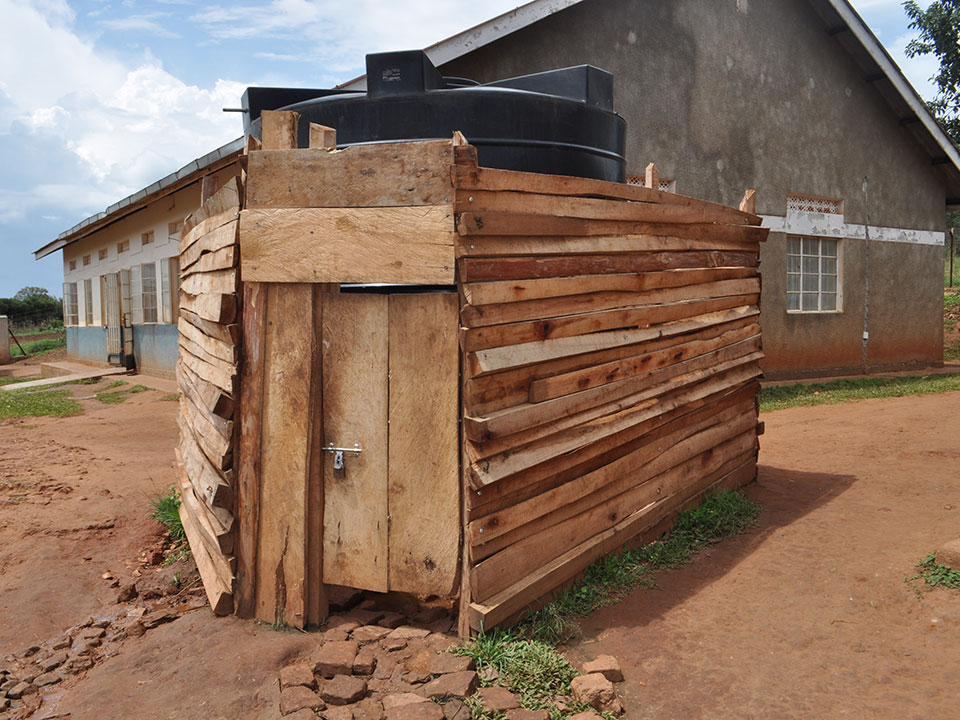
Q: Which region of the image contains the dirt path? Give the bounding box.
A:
[2,383,959,718]
[567,391,960,719]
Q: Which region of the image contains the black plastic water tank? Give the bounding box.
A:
[241,50,627,183]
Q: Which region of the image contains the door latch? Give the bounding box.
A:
[324,443,362,470]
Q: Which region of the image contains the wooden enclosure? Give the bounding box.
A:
[176,110,768,634]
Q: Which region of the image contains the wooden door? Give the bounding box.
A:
[101,273,122,361]
[321,292,459,596]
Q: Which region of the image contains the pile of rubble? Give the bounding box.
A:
[273,608,626,720]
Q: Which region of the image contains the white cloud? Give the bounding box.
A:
[100,13,180,39]
[0,0,247,223]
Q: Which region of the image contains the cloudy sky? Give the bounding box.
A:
[0,0,940,298]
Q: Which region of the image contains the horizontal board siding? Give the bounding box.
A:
[456,161,767,632]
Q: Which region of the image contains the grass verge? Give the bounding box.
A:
[152,486,190,564]
[760,374,960,412]
[0,388,82,420]
[906,552,960,593]
[10,336,66,357]
[454,491,761,718]
[96,383,150,404]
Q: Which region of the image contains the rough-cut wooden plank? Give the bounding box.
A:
[181,222,239,271]
[178,497,233,616]
[178,339,236,395]
[455,231,761,257]
[465,315,759,415]
[179,268,237,296]
[739,189,757,215]
[471,429,757,601]
[456,189,761,227]
[235,281,267,618]
[528,324,760,402]
[467,358,762,487]
[388,293,460,596]
[468,381,758,523]
[179,391,232,470]
[246,142,454,209]
[457,212,768,240]
[452,164,761,225]
[255,283,313,628]
[462,294,758,352]
[261,109,299,151]
[309,123,336,149]
[467,306,759,377]
[181,244,237,277]
[178,359,234,419]
[466,338,762,443]
[182,176,242,243]
[180,308,239,348]
[467,453,757,630]
[462,267,755,306]
[470,403,756,553]
[178,414,234,509]
[322,293,390,592]
[462,278,760,328]
[459,251,758,283]
[239,206,456,284]
[179,291,236,325]
[176,454,234,556]
[178,317,237,364]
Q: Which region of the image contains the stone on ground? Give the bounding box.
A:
[423,670,478,699]
[936,538,960,570]
[570,673,623,715]
[505,710,549,720]
[475,686,521,712]
[353,647,378,675]
[280,662,317,690]
[427,654,475,675]
[33,672,60,687]
[441,699,471,720]
[315,641,360,678]
[582,655,624,683]
[384,701,445,720]
[388,627,431,640]
[382,693,430,709]
[322,674,368,705]
[568,713,605,720]
[324,706,355,720]
[280,686,325,716]
[353,625,393,644]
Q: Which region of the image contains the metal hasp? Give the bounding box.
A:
[241,50,627,183]
[324,443,363,470]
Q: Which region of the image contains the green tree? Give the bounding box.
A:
[904,0,960,145]
[12,286,54,302]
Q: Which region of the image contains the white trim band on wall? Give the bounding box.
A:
[761,212,944,246]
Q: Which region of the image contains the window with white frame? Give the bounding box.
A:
[160,257,179,324]
[787,237,840,312]
[84,278,93,326]
[62,282,78,325]
[141,262,158,323]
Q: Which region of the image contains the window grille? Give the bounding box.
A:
[84,278,93,325]
[117,240,129,254]
[141,231,154,246]
[160,257,180,324]
[99,248,108,261]
[62,282,78,325]
[141,262,158,323]
[786,236,840,312]
[83,254,91,266]
[787,194,843,215]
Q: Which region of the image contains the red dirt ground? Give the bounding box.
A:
[1,379,959,719]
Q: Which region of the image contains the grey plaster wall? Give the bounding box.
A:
[440,0,946,376]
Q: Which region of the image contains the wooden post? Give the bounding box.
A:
[645,162,659,191]
[309,123,337,150]
[261,110,300,150]
[201,175,220,205]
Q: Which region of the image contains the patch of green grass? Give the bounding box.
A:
[518,491,761,644]
[161,393,180,401]
[945,292,960,309]
[907,552,960,593]
[9,336,65,357]
[0,388,82,420]
[760,374,960,412]
[103,380,128,390]
[95,383,151,404]
[152,486,185,543]
[0,376,35,386]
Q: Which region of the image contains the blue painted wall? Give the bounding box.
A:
[133,324,178,378]
[66,326,107,364]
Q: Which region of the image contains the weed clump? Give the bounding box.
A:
[152,486,185,543]
[907,552,960,593]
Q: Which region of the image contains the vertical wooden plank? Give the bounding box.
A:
[387,293,460,596]
[255,283,313,627]
[322,293,389,592]
[309,123,337,149]
[261,110,300,151]
[305,284,332,627]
